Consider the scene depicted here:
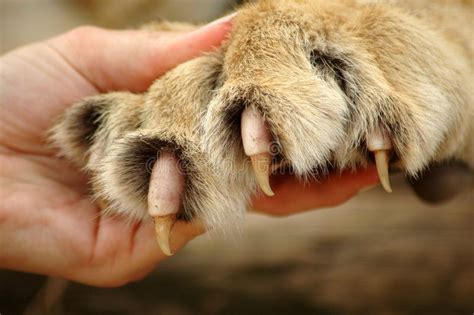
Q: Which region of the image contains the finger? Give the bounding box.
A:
[251,166,380,216]
[49,14,235,92]
[71,216,205,287]
[134,219,205,266]
[124,219,205,284]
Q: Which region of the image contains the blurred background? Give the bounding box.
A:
[1,1,473,314]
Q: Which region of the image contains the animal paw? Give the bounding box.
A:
[203,0,473,195]
[52,0,473,255]
[52,54,250,255]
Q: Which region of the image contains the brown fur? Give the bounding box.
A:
[51,0,473,231]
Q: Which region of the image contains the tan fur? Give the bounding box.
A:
[51,0,473,231]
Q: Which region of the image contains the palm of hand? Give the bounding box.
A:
[0,41,168,286]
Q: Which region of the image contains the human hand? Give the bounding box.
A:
[0,14,378,287]
[252,168,379,216]
[0,16,234,287]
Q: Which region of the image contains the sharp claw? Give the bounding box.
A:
[154,214,177,256]
[241,107,275,197]
[148,151,184,255]
[250,153,274,196]
[374,150,392,193]
[367,128,393,193]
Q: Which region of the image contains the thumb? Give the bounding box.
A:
[50,14,235,92]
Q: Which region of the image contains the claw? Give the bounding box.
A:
[154,214,177,256]
[250,153,274,196]
[367,128,393,193]
[374,150,392,193]
[148,151,184,255]
[241,107,275,196]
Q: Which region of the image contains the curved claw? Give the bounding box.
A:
[154,214,177,256]
[250,153,274,196]
[241,107,275,196]
[148,151,184,254]
[374,150,392,193]
[367,128,393,193]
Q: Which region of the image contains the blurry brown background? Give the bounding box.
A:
[1,1,473,314]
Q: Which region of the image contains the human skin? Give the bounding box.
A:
[0,15,379,287]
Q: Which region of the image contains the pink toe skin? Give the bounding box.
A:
[366,128,392,151]
[147,151,185,217]
[241,107,272,156]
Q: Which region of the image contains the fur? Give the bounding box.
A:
[51,0,473,231]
